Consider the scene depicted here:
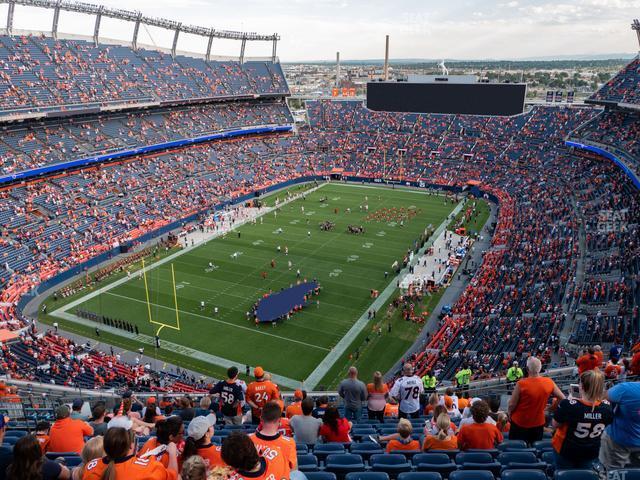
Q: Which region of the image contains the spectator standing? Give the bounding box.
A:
[552,370,613,469]
[508,356,564,444]
[576,347,601,374]
[222,432,291,480]
[457,401,504,450]
[599,380,640,470]
[246,367,280,424]
[366,371,389,422]
[71,399,88,421]
[319,406,352,443]
[285,390,304,419]
[338,367,367,422]
[506,361,523,384]
[390,363,424,419]
[88,404,108,437]
[210,366,245,425]
[250,402,297,475]
[6,434,70,480]
[454,364,472,392]
[49,405,93,455]
[290,397,322,445]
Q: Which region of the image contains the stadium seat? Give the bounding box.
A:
[449,471,495,480]
[4,430,28,438]
[455,453,501,477]
[412,453,457,477]
[501,470,547,480]
[616,471,640,480]
[350,442,385,460]
[325,454,366,477]
[297,444,310,454]
[390,450,422,460]
[314,443,347,461]
[498,441,529,451]
[2,437,18,446]
[211,436,222,445]
[345,472,390,480]
[466,449,499,458]
[398,474,443,480]
[297,454,320,473]
[497,452,547,471]
[554,470,599,480]
[369,454,413,477]
[428,450,460,461]
[306,472,338,480]
[532,440,553,454]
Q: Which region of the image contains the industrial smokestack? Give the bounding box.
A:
[336,51,341,87]
[383,35,389,81]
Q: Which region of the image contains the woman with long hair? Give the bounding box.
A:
[82,426,178,479]
[366,371,389,423]
[422,414,458,451]
[71,436,104,480]
[181,416,225,469]
[552,369,613,469]
[137,417,184,468]
[318,406,351,443]
[6,434,70,480]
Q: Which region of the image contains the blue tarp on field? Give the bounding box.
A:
[256,281,318,323]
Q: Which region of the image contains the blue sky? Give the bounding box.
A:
[3,0,639,60]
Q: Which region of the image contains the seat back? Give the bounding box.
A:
[345,473,390,480]
[498,452,539,466]
[370,454,410,466]
[449,471,495,480]
[501,470,547,480]
[413,453,452,466]
[456,452,494,465]
[554,470,599,480]
[398,473,443,480]
[498,440,529,451]
[306,473,338,480]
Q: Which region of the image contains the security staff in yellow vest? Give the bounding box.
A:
[454,364,472,392]
[506,361,524,383]
[421,370,437,393]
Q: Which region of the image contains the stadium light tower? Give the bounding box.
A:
[633,19,640,50]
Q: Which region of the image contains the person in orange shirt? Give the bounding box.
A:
[457,394,470,412]
[49,405,93,454]
[457,401,504,450]
[367,371,389,422]
[223,432,291,480]
[83,420,178,480]
[285,390,304,419]
[576,347,601,374]
[384,399,399,418]
[250,402,297,477]
[138,417,184,469]
[35,421,50,454]
[604,358,623,380]
[246,367,280,424]
[423,414,458,451]
[180,415,225,470]
[380,419,420,453]
[508,356,565,444]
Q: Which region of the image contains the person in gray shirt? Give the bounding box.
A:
[290,397,322,445]
[338,367,367,422]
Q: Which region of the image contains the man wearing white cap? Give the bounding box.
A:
[182,415,225,469]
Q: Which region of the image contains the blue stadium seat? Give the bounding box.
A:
[501,470,547,480]
[390,450,422,460]
[4,430,27,438]
[369,454,412,477]
[498,440,529,451]
[325,454,366,478]
[449,471,495,480]
[211,436,222,445]
[497,452,547,471]
[616,471,640,480]
[532,440,553,453]
[350,442,385,460]
[455,452,501,477]
[297,444,309,454]
[428,450,460,461]
[1,437,18,445]
[554,470,598,480]
[412,453,457,477]
[314,443,347,461]
[63,456,83,467]
[306,472,338,480]
[297,454,320,473]
[46,452,80,459]
[398,474,443,480]
[345,472,390,480]
[466,449,499,457]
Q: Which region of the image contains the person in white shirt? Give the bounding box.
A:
[390,363,424,418]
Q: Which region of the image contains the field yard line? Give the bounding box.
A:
[100,291,331,352]
[303,199,466,390]
[50,310,302,389]
[50,182,327,319]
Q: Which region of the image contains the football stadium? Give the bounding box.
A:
[0,1,638,479]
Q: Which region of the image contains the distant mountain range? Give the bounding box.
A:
[286,53,637,64]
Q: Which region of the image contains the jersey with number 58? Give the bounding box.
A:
[390,375,424,414]
[552,398,613,460]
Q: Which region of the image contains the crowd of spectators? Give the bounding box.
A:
[588,57,640,107]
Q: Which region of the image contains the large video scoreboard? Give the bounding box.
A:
[367,80,527,116]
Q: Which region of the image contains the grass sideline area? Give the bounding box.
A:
[42,183,458,387]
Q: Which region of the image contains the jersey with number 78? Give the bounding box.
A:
[390,375,424,414]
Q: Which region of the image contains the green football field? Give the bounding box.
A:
[46,183,458,388]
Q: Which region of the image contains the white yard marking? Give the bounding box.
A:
[252,239,265,246]
[347,255,359,262]
[362,242,374,249]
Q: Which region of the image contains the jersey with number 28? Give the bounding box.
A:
[390,375,424,413]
